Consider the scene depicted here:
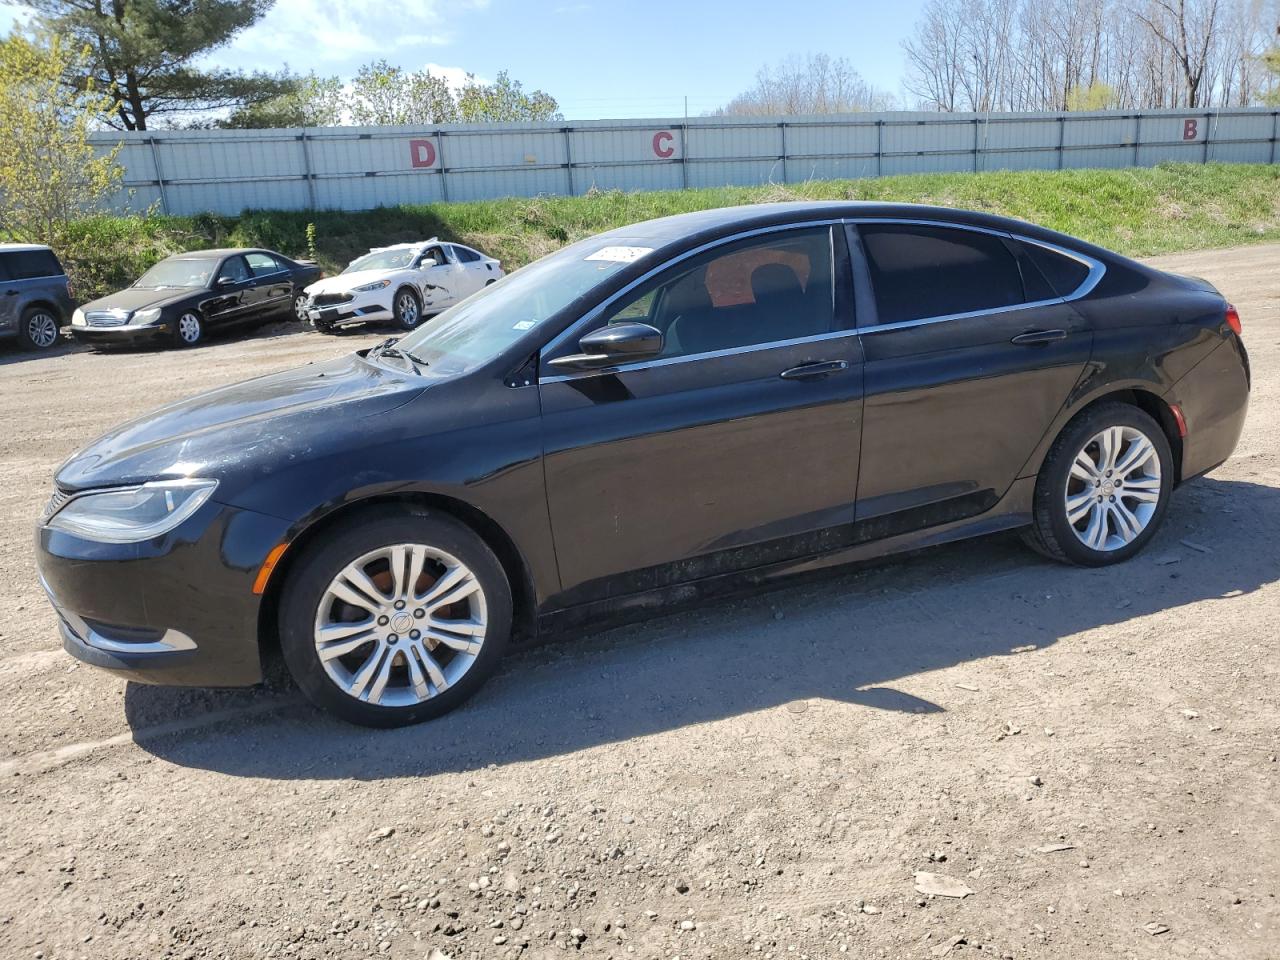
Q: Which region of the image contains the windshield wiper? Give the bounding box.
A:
[371,337,428,373]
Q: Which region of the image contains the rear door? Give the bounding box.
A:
[538,224,865,603]
[449,245,489,297]
[851,220,1094,526]
[244,252,293,319]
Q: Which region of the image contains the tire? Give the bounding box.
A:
[292,292,309,323]
[17,306,60,351]
[173,311,203,348]
[278,506,512,727]
[1024,401,1174,566]
[393,287,422,331]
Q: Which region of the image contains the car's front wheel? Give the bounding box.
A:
[1025,401,1173,566]
[393,288,422,331]
[173,311,203,348]
[279,507,511,727]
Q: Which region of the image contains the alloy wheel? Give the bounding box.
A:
[397,292,419,326]
[313,543,488,707]
[27,311,59,349]
[293,294,308,322]
[1064,425,1163,552]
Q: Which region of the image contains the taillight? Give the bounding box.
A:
[65,278,75,299]
[1225,304,1241,336]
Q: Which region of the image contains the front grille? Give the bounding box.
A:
[311,293,353,307]
[42,486,72,520]
[85,312,129,327]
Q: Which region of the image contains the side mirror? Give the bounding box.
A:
[216,276,238,288]
[547,322,663,372]
[419,258,439,270]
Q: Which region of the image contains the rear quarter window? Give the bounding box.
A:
[1021,242,1093,298]
[3,249,64,280]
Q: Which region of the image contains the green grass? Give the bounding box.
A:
[50,163,1280,300]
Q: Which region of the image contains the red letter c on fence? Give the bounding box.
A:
[410,139,437,168]
[652,131,675,159]
[1182,119,1198,141]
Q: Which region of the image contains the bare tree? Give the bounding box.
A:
[718,54,896,115]
[902,0,1276,109]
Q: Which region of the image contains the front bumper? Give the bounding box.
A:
[70,322,169,344]
[307,292,392,328]
[35,498,293,687]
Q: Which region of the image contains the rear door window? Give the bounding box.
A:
[857,223,1025,325]
[453,245,482,263]
[245,252,281,277]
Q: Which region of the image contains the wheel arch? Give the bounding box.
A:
[1030,386,1184,486]
[256,492,537,654]
[22,299,65,322]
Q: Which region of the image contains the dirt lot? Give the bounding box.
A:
[0,245,1276,960]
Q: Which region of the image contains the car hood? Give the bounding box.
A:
[55,352,427,493]
[80,287,202,314]
[306,269,408,295]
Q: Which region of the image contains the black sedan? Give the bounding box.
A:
[70,248,321,348]
[36,203,1250,727]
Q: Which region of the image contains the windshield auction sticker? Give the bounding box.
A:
[585,246,653,263]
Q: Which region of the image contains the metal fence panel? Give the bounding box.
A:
[92,108,1280,216]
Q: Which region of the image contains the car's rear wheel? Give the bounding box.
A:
[18,306,60,350]
[393,288,422,330]
[278,507,511,727]
[173,311,203,348]
[1025,402,1173,566]
[292,292,309,322]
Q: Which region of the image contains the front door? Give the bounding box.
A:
[852,221,1093,526]
[417,245,464,312]
[207,255,253,325]
[539,225,865,605]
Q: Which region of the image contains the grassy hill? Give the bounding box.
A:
[54,162,1280,300]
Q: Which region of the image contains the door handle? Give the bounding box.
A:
[1011,329,1067,345]
[779,360,848,381]
[4,290,18,296]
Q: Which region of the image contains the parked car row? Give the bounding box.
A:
[1,237,505,353]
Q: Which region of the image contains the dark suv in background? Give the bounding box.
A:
[0,244,74,351]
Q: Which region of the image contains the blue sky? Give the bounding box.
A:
[0,0,929,119]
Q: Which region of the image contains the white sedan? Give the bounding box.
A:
[304,239,503,333]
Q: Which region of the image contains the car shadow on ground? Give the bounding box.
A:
[124,476,1280,780]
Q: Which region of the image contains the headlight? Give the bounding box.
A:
[71,308,86,327]
[353,279,391,293]
[48,479,218,543]
[131,307,162,325]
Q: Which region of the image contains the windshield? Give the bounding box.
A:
[392,237,652,376]
[344,248,420,274]
[134,258,219,289]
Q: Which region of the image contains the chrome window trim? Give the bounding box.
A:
[538,219,844,381]
[539,327,861,384]
[850,218,1106,336]
[536,215,1107,379]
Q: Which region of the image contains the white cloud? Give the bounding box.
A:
[220,0,487,67]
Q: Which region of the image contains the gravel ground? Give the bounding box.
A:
[0,245,1276,960]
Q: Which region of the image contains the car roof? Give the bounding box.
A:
[0,242,54,253]
[162,248,276,259]
[358,239,446,256]
[589,201,1119,263]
